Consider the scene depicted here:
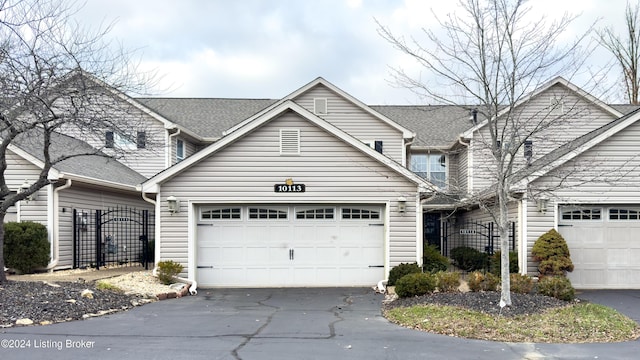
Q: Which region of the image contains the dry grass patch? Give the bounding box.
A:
[384,303,639,343]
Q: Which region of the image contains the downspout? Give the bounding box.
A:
[167,128,181,167]
[43,179,72,271]
[457,136,471,194]
[142,191,197,295]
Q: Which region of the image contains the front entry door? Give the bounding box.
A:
[423,212,441,250]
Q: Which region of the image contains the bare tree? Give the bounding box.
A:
[598,1,640,104]
[378,0,593,306]
[0,0,151,283]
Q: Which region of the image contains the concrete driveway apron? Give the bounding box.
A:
[1,288,639,360]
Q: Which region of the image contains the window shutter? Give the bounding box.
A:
[280,129,300,155]
[524,140,533,163]
[137,131,146,149]
[105,131,114,148]
[374,140,383,154]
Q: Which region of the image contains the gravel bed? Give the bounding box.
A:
[0,280,146,327]
[384,291,571,317]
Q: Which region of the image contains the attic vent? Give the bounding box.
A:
[550,96,564,115]
[314,98,327,115]
[280,129,300,155]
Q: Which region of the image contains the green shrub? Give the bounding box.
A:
[537,276,575,301]
[3,221,50,274]
[388,263,422,286]
[422,244,449,273]
[435,271,460,292]
[532,229,574,276]
[509,273,534,294]
[450,246,489,271]
[489,251,519,276]
[467,271,499,292]
[395,272,436,298]
[156,260,184,285]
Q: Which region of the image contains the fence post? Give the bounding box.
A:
[95,210,102,270]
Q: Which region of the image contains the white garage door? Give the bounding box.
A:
[196,204,385,287]
[558,205,640,289]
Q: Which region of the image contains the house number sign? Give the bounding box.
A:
[274,184,306,193]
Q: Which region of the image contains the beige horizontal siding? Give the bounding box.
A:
[471,84,618,192]
[158,111,420,277]
[293,84,405,163]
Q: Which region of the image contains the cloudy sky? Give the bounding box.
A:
[75,0,632,104]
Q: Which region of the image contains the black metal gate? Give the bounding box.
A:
[441,219,515,257]
[73,207,154,270]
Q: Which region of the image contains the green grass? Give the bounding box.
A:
[384,303,639,343]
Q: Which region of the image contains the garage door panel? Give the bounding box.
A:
[560,205,640,289]
[197,204,385,287]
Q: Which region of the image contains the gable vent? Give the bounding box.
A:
[280,129,300,155]
[314,98,327,115]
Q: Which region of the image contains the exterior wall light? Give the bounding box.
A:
[19,180,35,202]
[397,196,407,214]
[167,195,180,214]
[537,197,549,214]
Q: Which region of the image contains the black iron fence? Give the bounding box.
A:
[73,207,154,269]
[442,220,515,258]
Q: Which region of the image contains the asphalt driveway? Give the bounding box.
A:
[1,288,639,360]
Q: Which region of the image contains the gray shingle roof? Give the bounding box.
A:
[135,98,640,150]
[371,105,475,148]
[15,130,147,187]
[137,98,278,140]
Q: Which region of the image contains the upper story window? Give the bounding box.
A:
[410,154,446,188]
[176,139,185,162]
[106,131,142,150]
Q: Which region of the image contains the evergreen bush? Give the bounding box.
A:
[489,251,519,276]
[537,276,575,301]
[395,272,436,298]
[388,262,421,286]
[532,229,574,276]
[450,246,489,271]
[3,221,50,274]
[422,244,449,273]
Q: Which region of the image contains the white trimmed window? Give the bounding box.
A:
[176,139,185,162]
[249,207,288,219]
[201,208,241,220]
[342,208,380,220]
[410,154,446,188]
[561,208,602,220]
[296,208,335,219]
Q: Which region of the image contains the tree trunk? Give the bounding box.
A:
[0,216,6,284]
[498,183,512,307]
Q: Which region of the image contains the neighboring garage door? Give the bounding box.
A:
[196,204,385,287]
[558,205,640,289]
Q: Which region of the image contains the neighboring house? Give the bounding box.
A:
[9,74,640,290]
[8,130,151,270]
